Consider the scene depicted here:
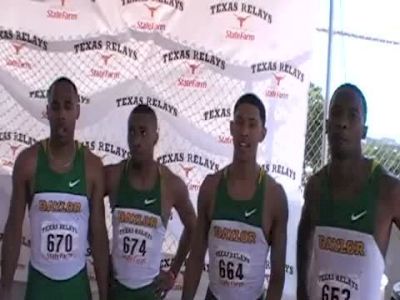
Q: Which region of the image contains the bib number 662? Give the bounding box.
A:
[322,284,350,300]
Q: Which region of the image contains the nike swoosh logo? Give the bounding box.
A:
[69,179,80,188]
[351,210,367,222]
[245,209,257,218]
[144,198,157,205]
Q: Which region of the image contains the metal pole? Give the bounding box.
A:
[321,0,334,166]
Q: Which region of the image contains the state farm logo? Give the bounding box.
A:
[90,53,121,79]
[5,43,32,70]
[163,49,226,89]
[177,62,207,89]
[218,135,233,144]
[47,0,78,21]
[266,73,289,99]
[251,61,304,99]
[210,2,272,41]
[130,3,168,32]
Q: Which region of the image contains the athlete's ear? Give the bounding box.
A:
[76,103,80,120]
[229,120,234,136]
[362,125,368,139]
[154,130,159,145]
[260,126,267,142]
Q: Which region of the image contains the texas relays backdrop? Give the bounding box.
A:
[0,0,317,299]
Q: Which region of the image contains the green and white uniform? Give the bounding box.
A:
[207,168,268,300]
[111,161,165,299]
[309,161,384,300]
[26,140,91,300]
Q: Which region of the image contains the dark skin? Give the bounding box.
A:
[0,81,109,300]
[182,103,288,300]
[297,88,400,300]
[105,111,196,299]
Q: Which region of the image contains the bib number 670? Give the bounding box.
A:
[322,284,350,300]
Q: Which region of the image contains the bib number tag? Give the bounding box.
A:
[40,222,79,260]
[318,272,360,300]
[118,224,152,265]
[215,249,250,287]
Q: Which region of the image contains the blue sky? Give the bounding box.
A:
[310,0,400,143]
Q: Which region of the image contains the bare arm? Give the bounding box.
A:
[181,175,214,300]
[87,153,109,300]
[1,149,33,296]
[389,178,400,230]
[297,176,319,300]
[169,176,196,277]
[265,183,288,300]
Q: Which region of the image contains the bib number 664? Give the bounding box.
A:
[322,284,350,300]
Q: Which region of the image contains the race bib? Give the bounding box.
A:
[317,272,360,300]
[118,224,153,265]
[214,249,251,286]
[40,221,79,260]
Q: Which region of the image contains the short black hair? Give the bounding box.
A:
[332,83,367,124]
[130,104,158,126]
[47,77,78,103]
[233,93,266,126]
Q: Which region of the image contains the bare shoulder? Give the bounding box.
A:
[14,143,40,179]
[159,164,186,191]
[104,161,124,179]
[264,175,288,217]
[194,170,223,220]
[265,174,286,199]
[379,170,400,205]
[200,169,223,197]
[304,167,325,203]
[83,147,103,171]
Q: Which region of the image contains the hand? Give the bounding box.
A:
[154,270,176,299]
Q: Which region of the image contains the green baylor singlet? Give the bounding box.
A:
[26,140,91,300]
[309,161,385,300]
[111,160,166,300]
[207,167,268,300]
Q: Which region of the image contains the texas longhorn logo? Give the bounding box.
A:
[188,63,200,75]
[179,164,195,178]
[234,14,251,28]
[12,43,24,55]
[101,54,113,66]
[144,4,161,18]
[9,144,22,157]
[273,74,285,86]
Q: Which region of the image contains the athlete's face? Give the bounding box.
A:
[127,112,158,163]
[230,103,266,162]
[47,82,79,145]
[327,88,366,159]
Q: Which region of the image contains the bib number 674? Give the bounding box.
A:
[322,284,350,300]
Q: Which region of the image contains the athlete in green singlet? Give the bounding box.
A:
[297,84,400,300]
[182,94,289,300]
[105,104,196,300]
[0,77,109,300]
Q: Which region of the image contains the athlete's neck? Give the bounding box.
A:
[329,154,367,184]
[229,160,259,180]
[130,159,157,177]
[48,138,75,160]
